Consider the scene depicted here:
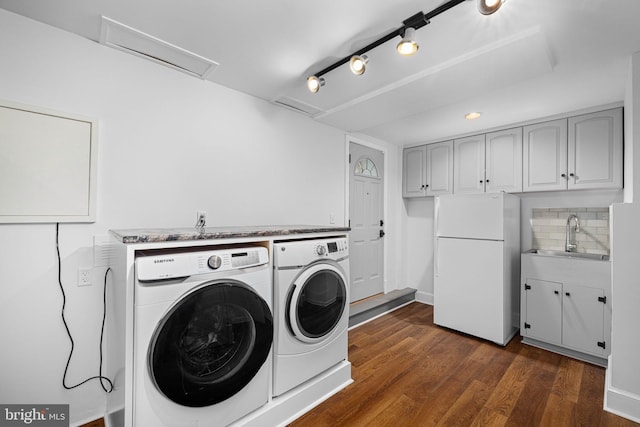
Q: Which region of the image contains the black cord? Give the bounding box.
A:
[56,223,114,393]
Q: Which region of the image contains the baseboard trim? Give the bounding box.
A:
[605,356,640,423]
[415,291,433,305]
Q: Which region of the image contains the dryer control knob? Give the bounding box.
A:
[315,245,327,256]
[207,255,222,270]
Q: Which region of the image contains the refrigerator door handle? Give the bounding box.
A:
[434,238,439,277]
[434,197,440,238]
[434,197,440,277]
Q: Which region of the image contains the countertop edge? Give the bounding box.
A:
[110,226,351,244]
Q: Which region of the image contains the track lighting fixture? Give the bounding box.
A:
[306,0,505,93]
[478,0,505,15]
[349,55,369,75]
[306,75,325,93]
[396,27,419,56]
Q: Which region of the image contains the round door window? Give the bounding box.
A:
[288,264,347,342]
[149,280,273,407]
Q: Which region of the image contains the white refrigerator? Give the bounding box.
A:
[434,193,520,345]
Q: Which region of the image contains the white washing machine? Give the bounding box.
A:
[132,245,272,427]
[272,236,350,397]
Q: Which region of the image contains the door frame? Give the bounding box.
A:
[344,134,388,296]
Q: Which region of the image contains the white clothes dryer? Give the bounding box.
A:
[272,236,350,397]
[132,245,272,427]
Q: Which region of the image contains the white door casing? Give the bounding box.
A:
[349,142,384,303]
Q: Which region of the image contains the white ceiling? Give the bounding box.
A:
[1,0,640,145]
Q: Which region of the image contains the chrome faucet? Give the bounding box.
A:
[565,214,580,252]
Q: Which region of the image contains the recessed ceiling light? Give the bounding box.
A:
[465,112,482,120]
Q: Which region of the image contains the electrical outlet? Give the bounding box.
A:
[78,268,92,287]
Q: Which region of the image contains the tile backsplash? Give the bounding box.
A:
[531,207,610,256]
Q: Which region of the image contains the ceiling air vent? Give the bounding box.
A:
[99,16,219,80]
[271,97,324,117]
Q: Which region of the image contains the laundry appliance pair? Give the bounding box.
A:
[108,235,350,427]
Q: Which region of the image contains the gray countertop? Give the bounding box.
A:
[110,225,350,244]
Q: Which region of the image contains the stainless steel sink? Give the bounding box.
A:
[526,249,609,261]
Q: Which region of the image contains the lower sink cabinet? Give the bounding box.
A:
[520,254,611,365]
[562,283,607,356]
[522,279,563,345]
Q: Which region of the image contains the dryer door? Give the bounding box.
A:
[287,262,348,344]
[148,280,273,407]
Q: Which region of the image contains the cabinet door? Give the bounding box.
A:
[522,278,562,345]
[402,145,427,198]
[568,108,623,190]
[562,283,606,356]
[426,140,453,196]
[453,135,486,194]
[523,119,568,192]
[485,127,523,193]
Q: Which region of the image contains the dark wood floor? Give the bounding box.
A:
[290,302,638,427]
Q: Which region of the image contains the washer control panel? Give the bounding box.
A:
[313,239,348,257]
[274,236,349,267]
[137,246,268,281]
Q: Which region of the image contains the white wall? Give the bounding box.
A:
[606,51,640,422]
[0,10,349,425]
[401,198,435,303]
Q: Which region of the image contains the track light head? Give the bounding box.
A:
[396,27,419,56]
[349,55,368,75]
[306,75,325,93]
[478,0,504,15]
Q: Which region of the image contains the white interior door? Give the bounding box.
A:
[349,142,384,303]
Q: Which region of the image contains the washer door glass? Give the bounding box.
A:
[149,280,273,407]
[288,263,347,343]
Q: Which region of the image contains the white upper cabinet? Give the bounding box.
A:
[402,141,453,198]
[425,140,453,196]
[454,129,522,194]
[453,135,486,194]
[523,119,568,192]
[523,108,623,192]
[568,108,623,190]
[485,127,523,193]
[402,145,427,198]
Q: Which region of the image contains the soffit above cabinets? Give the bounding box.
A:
[1,0,640,145]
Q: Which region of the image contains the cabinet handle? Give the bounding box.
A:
[425,184,429,188]
[479,180,484,183]
[486,179,490,183]
[561,173,567,178]
[554,290,559,295]
[565,292,571,297]
[569,173,575,177]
